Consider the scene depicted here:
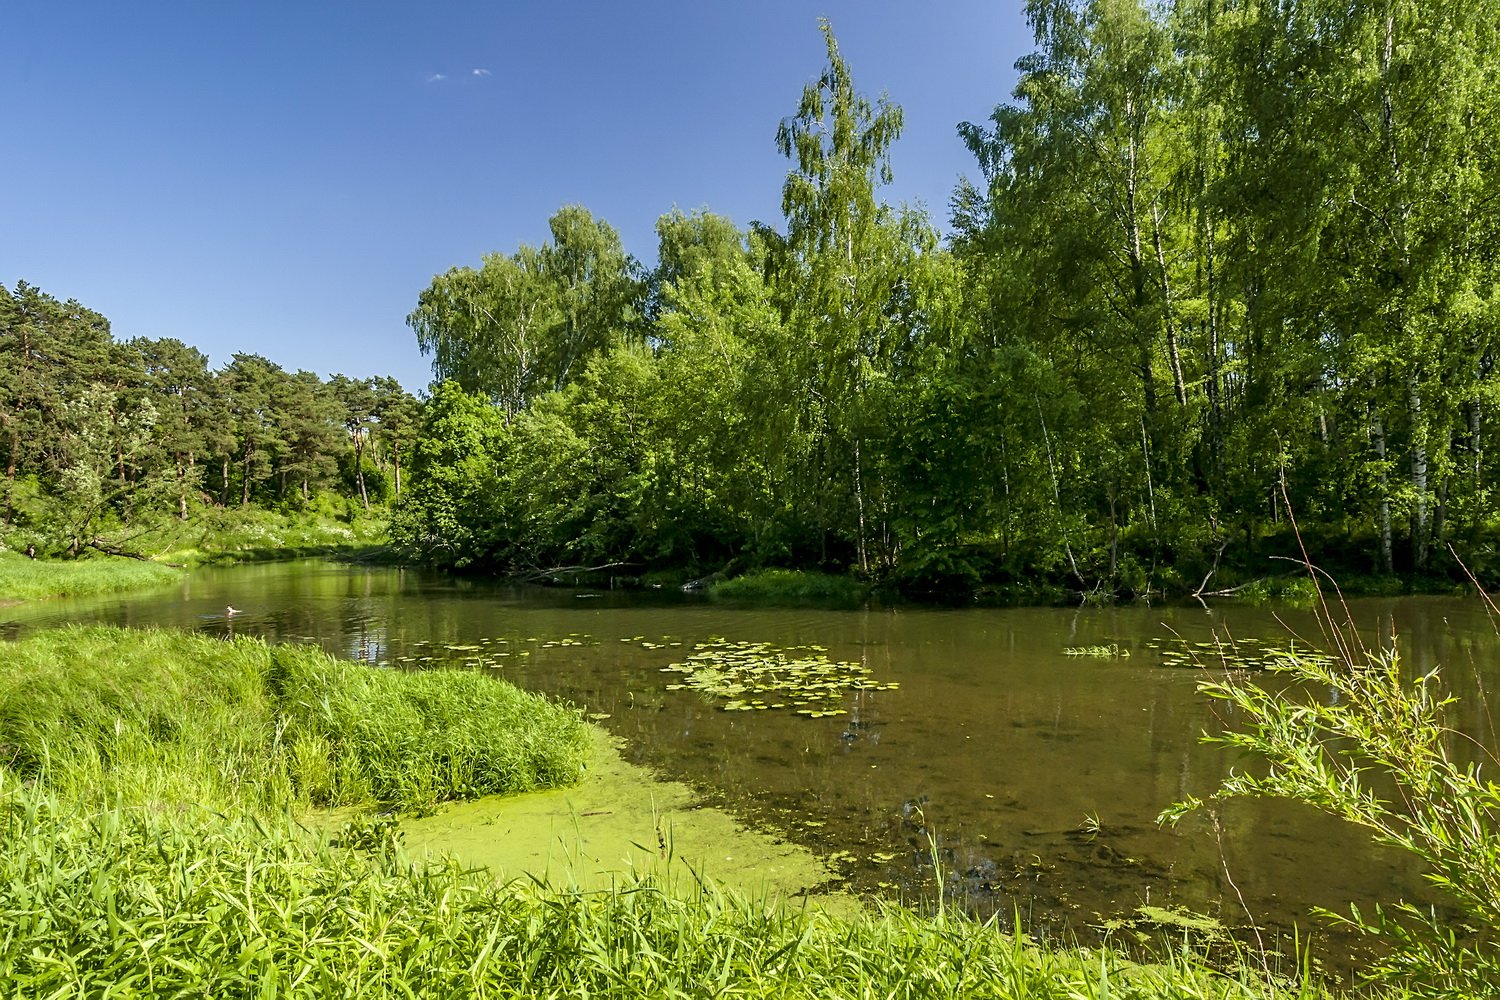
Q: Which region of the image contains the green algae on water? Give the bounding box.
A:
[399,728,851,907]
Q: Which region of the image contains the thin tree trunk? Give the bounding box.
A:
[1371,401,1394,574]
[853,452,867,573]
[1408,370,1429,570]
[176,454,188,520]
[1037,397,1083,586]
[1125,93,1157,418]
[1431,477,1448,553]
[241,445,252,506]
[4,427,18,524]
[1470,398,1483,487]
[1205,222,1222,472]
[1380,11,1426,571]
[354,430,370,511]
[1152,208,1187,406]
[999,432,1012,559]
[1139,413,1157,531]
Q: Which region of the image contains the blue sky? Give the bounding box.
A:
[4,2,1030,393]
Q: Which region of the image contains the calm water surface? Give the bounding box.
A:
[7,561,1497,956]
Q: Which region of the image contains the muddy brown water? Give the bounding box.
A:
[6,560,1496,967]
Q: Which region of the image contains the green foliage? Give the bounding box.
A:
[407,205,645,417]
[150,502,387,566]
[388,380,510,568]
[0,281,421,557]
[1164,638,1500,995]
[389,10,1500,602]
[1226,576,1321,608]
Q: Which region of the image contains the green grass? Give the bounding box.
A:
[711,568,871,604]
[0,551,182,602]
[0,780,1348,1000]
[0,626,589,812]
[0,626,1386,998]
[277,650,591,810]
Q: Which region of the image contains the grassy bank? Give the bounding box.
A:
[149,503,390,566]
[0,787,1338,1000]
[0,502,392,603]
[0,551,182,602]
[711,568,872,604]
[0,626,1378,998]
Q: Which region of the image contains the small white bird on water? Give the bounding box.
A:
[225,605,241,617]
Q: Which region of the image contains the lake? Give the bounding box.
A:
[7,560,1494,960]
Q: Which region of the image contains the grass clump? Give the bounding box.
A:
[710,568,870,604]
[0,552,182,602]
[0,627,283,811]
[0,626,589,813]
[277,651,590,810]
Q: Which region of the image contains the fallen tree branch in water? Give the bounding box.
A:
[508,562,635,584]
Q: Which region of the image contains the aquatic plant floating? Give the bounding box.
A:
[627,636,898,716]
[392,634,597,672]
[1145,636,1333,671]
[1062,644,1129,658]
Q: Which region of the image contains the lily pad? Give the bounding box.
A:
[651,637,897,718]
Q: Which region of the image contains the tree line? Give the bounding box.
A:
[393,4,1500,597]
[0,281,420,555]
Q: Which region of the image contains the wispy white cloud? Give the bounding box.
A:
[472,68,491,77]
[426,73,447,83]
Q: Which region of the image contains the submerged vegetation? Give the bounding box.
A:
[1146,636,1337,672]
[1062,644,1129,658]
